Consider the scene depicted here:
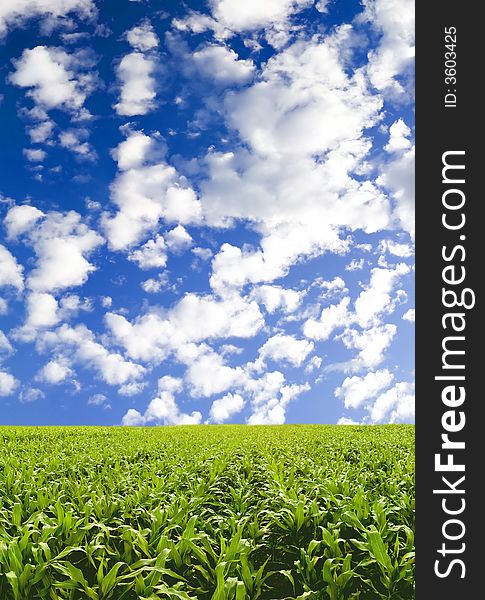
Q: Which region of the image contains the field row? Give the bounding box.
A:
[0,425,415,599]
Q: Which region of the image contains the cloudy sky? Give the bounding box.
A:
[0,0,414,426]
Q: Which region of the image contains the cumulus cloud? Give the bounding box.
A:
[340,323,397,369]
[165,225,192,253]
[3,204,44,239]
[10,46,96,115]
[103,131,202,250]
[106,292,264,363]
[59,129,96,160]
[0,245,24,291]
[256,333,314,368]
[201,32,389,291]
[378,239,413,257]
[251,285,302,314]
[354,263,410,327]
[378,146,415,237]
[19,386,45,403]
[345,258,365,272]
[247,380,310,424]
[209,392,245,423]
[26,211,103,293]
[0,370,19,396]
[208,0,312,33]
[23,148,46,162]
[362,0,415,97]
[335,369,394,409]
[369,380,414,423]
[0,330,13,355]
[128,235,167,269]
[37,358,73,384]
[384,119,412,153]
[115,25,158,117]
[303,297,351,341]
[39,323,146,387]
[111,130,153,170]
[14,292,59,341]
[402,308,415,322]
[122,376,201,426]
[126,20,159,51]
[88,393,108,405]
[192,45,255,84]
[0,0,96,39]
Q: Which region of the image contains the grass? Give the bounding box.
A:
[0,424,414,599]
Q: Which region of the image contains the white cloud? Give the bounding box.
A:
[313,276,347,298]
[362,0,415,97]
[315,0,330,12]
[128,235,167,269]
[103,132,202,250]
[341,323,397,369]
[122,376,202,426]
[378,146,415,237]
[247,381,309,424]
[121,408,144,426]
[184,347,245,397]
[118,381,147,396]
[88,393,107,405]
[209,392,245,423]
[251,285,303,314]
[210,228,349,292]
[27,211,103,293]
[0,245,24,291]
[40,323,146,387]
[112,131,153,171]
[192,247,213,261]
[0,298,7,315]
[4,204,44,239]
[172,11,229,40]
[0,0,96,38]
[345,258,365,271]
[23,148,46,162]
[19,386,45,402]
[209,0,311,33]
[0,370,18,396]
[24,292,59,329]
[369,380,414,423]
[257,333,314,368]
[354,263,410,328]
[126,20,159,51]
[165,225,193,253]
[402,308,415,322]
[59,129,96,160]
[10,46,96,115]
[106,292,264,364]
[38,359,73,384]
[337,417,360,425]
[114,52,156,116]
[141,277,165,293]
[0,330,13,355]
[303,297,350,341]
[28,119,54,143]
[305,355,322,373]
[378,239,413,257]
[384,119,412,153]
[335,369,394,409]
[192,45,255,84]
[201,33,389,291]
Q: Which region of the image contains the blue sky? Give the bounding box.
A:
[0,0,414,426]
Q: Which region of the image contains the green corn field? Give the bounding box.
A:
[0,425,414,599]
